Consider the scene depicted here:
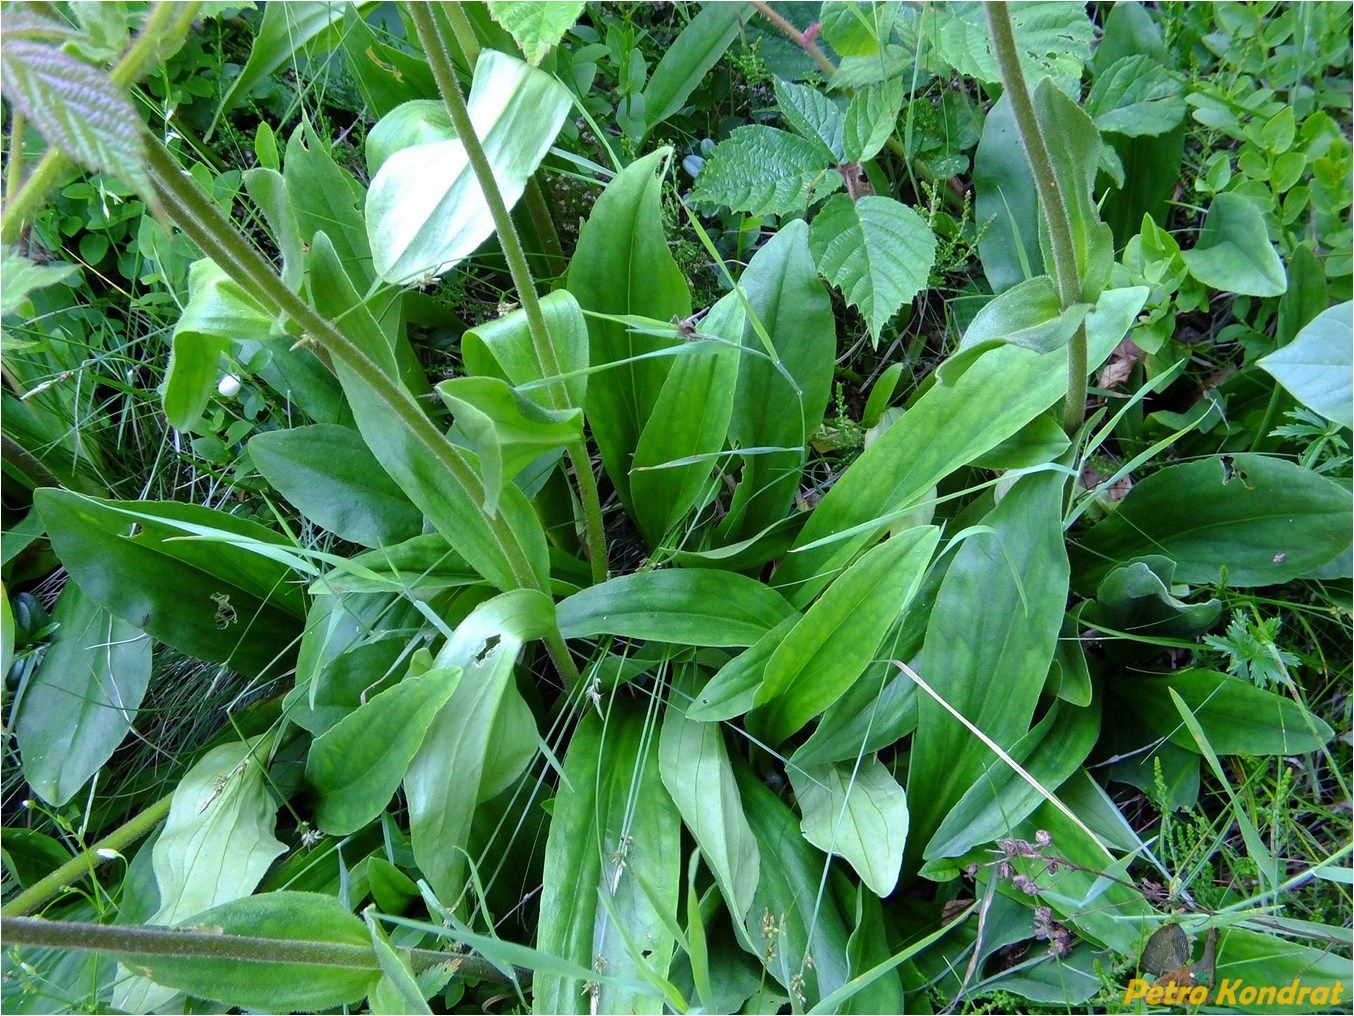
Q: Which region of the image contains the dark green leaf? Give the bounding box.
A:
[642,1,743,131]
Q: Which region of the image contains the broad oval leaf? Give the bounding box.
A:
[250,424,423,547]
[773,77,846,160]
[1070,454,1353,592]
[15,581,151,806]
[790,757,908,897]
[556,569,797,646]
[306,666,463,835]
[366,100,455,176]
[809,193,936,344]
[961,275,1090,354]
[750,526,939,744]
[1258,300,1353,429]
[463,289,590,411]
[366,50,571,283]
[487,0,584,64]
[1181,193,1287,297]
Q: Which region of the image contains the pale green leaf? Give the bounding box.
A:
[1258,301,1353,428]
[1085,55,1186,137]
[0,247,78,317]
[1181,193,1287,297]
[487,1,584,64]
[790,758,908,897]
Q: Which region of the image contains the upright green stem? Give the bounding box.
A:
[410,2,608,583]
[984,1,1088,433]
[1,1,199,243]
[2,794,171,917]
[1,915,528,986]
[6,111,25,199]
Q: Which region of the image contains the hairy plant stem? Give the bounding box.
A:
[6,111,25,199]
[984,1,1088,433]
[141,135,580,688]
[0,1,199,244]
[411,2,608,583]
[749,0,836,77]
[0,915,529,986]
[2,794,172,917]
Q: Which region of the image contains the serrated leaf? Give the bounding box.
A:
[820,1,903,57]
[790,758,908,897]
[0,39,150,193]
[487,1,584,64]
[691,125,839,216]
[1085,55,1186,138]
[809,194,936,343]
[1258,301,1353,428]
[773,77,846,160]
[0,247,78,317]
[1181,193,1287,297]
[842,79,904,163]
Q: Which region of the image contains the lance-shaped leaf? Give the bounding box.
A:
[115,735,285,1013]
[250,424,423,548]
[809,194,936,344]
[660,672,760,933]
[790,757,908,897]
[436,376,582,515]
[16,581,151,806]
[0,39,149,193]
[463,289,590,411]
[687,616,798,722]
[535,704,681,1015]
[367,50,571,283]
[691,125,841,216]
[1085,54,1186,137]
[568,150,691,512]
[1181,192,1287,297]
[557,569,797,646]
[961,275,1091,354]
[750,526,939,744]
[906,472,1069,861]
[487,1,584,64]
[1258,300,1353,429]
[642,2,744,131]
[306,666,463,835]
[35,489,303,676]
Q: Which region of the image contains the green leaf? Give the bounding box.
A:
[312,233,550,592]
[306,667,463,835]
[1181,193,1287,297]
[406,592,550,902]
[567,150,691,513]
[0,246,78,317]
[809,194,936,343]
[534,704,681,1015]
[907,472,1070,859]
[660,672,761,934]
[1080,556,1222,646]
[366,100,455,176]
[642,2,743,131]
[249,424,423,548]
[774,286,1147,606]
[974,93,1043,292]
[35,489,303,676]
[1085,55,1186,137]
[1275,242,1329,344]
[15,581,150,806]
[821,1,902,57]
[115,735,285,1013]
[557,569,797,647]
[0,39,149,194]
[687,616,799,722]
[121,892,378,1012]
[487,1,583,64]
[1,827,70,888]
[464,286,590,412]
[750,526,939,744]
[773,78,846,160]
[213,2,352,130]
[1258,300,1353,429]
[791,661,918,768]
[791,758,908,897]
[720,220,836,542]
[284,637,407,736]
[366,50,570,284]
[1070,453,1352,591]
[631,293,741,544]
[243,167,306,293]
[691,125,840,216]
[961,275,1091,354]
[285,122,375,290]
[842,80,904,163]
[924,2,1094,86]
[339,8,436,121]
[366,908,433,1014]
[1115,669,1333,756]
[436,376,582,515]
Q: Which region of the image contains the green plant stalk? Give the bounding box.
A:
[2,794,171,917]
[140,136,581,689]
[0,915,528,986]
[0,1,199,244]
[5,111,25,199]
[983,1,1088,433]
[411,2,609,583]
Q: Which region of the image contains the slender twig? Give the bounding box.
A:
[1,2,200,243]
[411,2,608,583]
[0,915,529,986]
[2,795,171,917]
[984,1,1089,433]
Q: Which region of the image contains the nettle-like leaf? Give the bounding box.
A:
[842,79,905,163]
[487,1,584,65]
[1084,54,1186,138]
[0,246,78,316]
[809,193,937,343]
[366,49,571,283]
[689,125,842,216]
[1258,300,1353,428]
[0,39,150,193]
[1181,192,1287,297]
[773,77,846,160]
